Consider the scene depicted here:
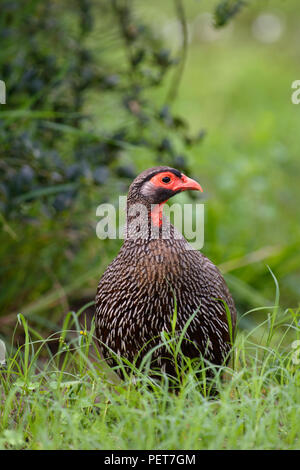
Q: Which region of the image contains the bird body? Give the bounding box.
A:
[95,167,236,378]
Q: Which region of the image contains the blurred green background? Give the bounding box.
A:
[1,0,300,341]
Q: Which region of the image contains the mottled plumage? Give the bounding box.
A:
[95,167,236,378]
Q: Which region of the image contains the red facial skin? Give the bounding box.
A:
[149,171,203,226]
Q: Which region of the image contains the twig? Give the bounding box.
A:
[218,245,282,274]
[166,0,188,104]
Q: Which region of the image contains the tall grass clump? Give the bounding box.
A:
[0,291,300,450]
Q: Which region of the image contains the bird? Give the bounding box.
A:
[95,166,236,382]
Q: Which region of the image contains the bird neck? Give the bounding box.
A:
[125,197,173,241]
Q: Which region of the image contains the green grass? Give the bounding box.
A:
[1,295,300,450]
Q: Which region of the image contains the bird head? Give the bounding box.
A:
[128,166,203,206]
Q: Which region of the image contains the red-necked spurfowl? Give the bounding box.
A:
[95,166,236,379]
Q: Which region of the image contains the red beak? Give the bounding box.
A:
[174,174,203,193]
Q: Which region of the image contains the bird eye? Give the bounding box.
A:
[162,176,171,183]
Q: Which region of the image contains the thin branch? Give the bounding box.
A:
[166,0,188,104]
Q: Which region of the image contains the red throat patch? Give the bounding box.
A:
[151,200,167,227]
